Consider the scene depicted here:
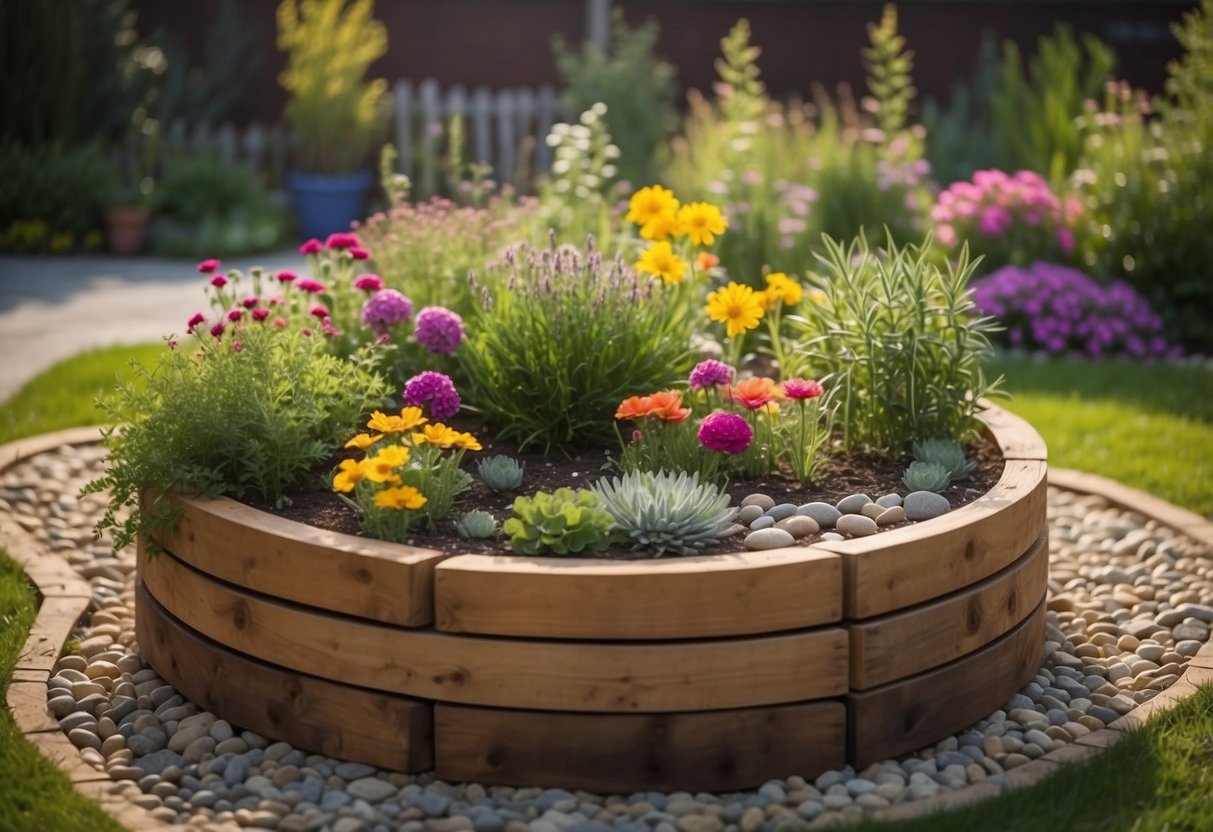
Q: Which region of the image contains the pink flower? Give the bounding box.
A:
[196,259,220,274]
[210,275,228,288]
[241,295,259,308]
[277,270,297,284]
[350,247,371,260]
[1057,227,1075,254]
[227,309,243,322]
[413,306,465,353]
[209,322,226,338]
[296,279,326,294]
[781,378,823,399]
[360,289,413,333]
[252,308,270,322]
[310,304,330,319]
[299,239,323,255]
[404,371,461,421]
[697,411,752,454]
[353,273,384,292]
[232,340,244,353]
[978,206,1012,237]
[187,312,205,332]
[301,327,314,336]
[689,359,734,390]
[323,319,342,337]
[325,232,360,250]
[272,316,287,329]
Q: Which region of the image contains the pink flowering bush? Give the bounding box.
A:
[931,169,1082,270]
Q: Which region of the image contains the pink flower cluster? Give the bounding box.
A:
[688,359,734,391]
[360,289,413,335]
[404,371,461,421]
[413,306,464,354]
[931,169,1081,256]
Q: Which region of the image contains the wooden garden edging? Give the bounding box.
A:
[132,402,1051,791]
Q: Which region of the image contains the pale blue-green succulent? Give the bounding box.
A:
[454,510,498,539]
[902,460,952,493]
[591,470,737,557]
[912,438,976,480]
[477,455,525,492]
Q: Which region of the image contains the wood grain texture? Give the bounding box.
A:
[138,547,849,712]
[848,598,1047,767]
[435,548,842,639]
[135,580,433,771]
[150,491,449,627]
[976,402,1048,461]
[849,530,1048,689]
[434,700,846,792]
[818,459,1048,618]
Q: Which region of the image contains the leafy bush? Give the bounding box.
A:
[459,239,694,452]
[592,470,736,557]
[553,9,677,186]
[85,275,391,551]
[503,488,614,556]
[791,233,1002,456]
[0,141,114,252]
[971,262,1179,360]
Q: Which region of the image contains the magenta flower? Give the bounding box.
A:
[404,371,461,421]
[413,306,464,353]
[187,312,205,332]
[323,319,342,337]
[325,232,360,250]
[209,322,226,338]
[350,246,371,260]
[241,295,259,309]
[353,273,384,293]
[782,378,823,400]
[310,304,330,319]
[697,411,752,454]
[227,309,243,322]
[360,289,413,334]
[210,275,228,288]
[277,270,297,284]
[296,279,326,294]
[196,259,220,274]
[299,239,322,255]
[689,359,734,390]
[251,308,270,322]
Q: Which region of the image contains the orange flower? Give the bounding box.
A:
[647,390,692,422]
[695,251,720,271]
[615,395,655,420]
[729,377,785,410]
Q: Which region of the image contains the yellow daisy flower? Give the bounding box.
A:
[625,185,679,228]
[397,406,428,431]
[343,433,384,451]
[761,272,803,308]
[373,485,428,511]
[639,210,679,242]
[366,410,405,434]
[706,282,765,338]
[634,241,687,285]
[332,459,367,493]
[411,423,464,448]
[452,431,483,451]
[677,202,728,246]
[364,446,410,482]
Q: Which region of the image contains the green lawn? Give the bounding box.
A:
[0,346,1211,829]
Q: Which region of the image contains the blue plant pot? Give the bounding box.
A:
[286,169,373,242]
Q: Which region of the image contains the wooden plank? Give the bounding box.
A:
[495,89,516,187]
[149,493,447,627]
[135,582,432,772]
[976,402,1048,461]
[434,700,846,793]
[394,79,414,176]
[470,86,493,166]
[818,458,1048,618]
[139,551,848,713]
[17,595,88,673]
[436,548,842,639]
[848,598,1046,767]
[7,680,61,734]
[849,531,1048,689]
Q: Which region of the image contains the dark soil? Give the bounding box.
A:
[256,423,1005,559]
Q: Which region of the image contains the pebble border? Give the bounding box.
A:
[3,427,1212,830]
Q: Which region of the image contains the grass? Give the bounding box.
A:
[0,345,1212,828]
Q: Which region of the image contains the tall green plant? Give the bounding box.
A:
[277,0,388,173]
[791,232,1003,456]
[863,4,916,151]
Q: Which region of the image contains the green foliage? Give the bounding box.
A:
[84,323,390,552]
[503,488,614,556]
[715,19,767,129]
[148,153,289,257]
[477,455,524,492]
[459,239,694,452]
[0,2,82,145]
[455,509,498,539]
[901,460,952,493]
[863,4,916,148]
[991,24,1115,182]
[537,104,622,246]
[592,470,736,557]
[277,0,388,174]
[792,233,1003,457]
[912,437,975,480]
[0,141,115,252]
[553,10,677,186]
[921,34,1001,186]
[75,0,166,149]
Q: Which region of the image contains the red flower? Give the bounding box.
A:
[299,239,323,255]
[196,258,220,274]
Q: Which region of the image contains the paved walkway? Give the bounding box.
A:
[0,251,305,403]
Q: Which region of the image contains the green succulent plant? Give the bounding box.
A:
[477,454,525,492]
[591,470,738,557]
[502,488,614,556]
[902,461,953,494]
[454,510,498,539]
[912,438,976,480]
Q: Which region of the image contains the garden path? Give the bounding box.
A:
[0,251,305,403]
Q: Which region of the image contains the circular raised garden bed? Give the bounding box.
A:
[135,403,1048,793]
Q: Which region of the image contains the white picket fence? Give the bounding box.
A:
[156,79,567,195]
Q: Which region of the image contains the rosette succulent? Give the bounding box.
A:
[902,461,952,493]
[503,488,614,556]
[591,470,738,557]
[912,438,976,480]
[477,455,524,492]
[455,510,498,539]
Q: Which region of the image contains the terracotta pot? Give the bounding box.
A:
[104,205,150,256]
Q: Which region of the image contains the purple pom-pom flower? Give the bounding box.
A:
[413,306,465,354]
[697,411,752,454]
[689,359,734,390]
[360,289,413,335]
[404,371,461,421]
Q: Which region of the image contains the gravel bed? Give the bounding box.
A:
[4,444,1211,831]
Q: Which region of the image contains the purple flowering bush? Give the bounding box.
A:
[972,263,1180,359]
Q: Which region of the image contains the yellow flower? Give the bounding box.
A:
[366,406,428,434]
[452,431,482,451]
[343,433,383,451]
[411,423,464,448]
[373,485,428,511]
[706,282,765,338]
[761,272,803,308]
[638,210,679,242]
[634,241,687,284]
[397,406,428,431]
[625,185,679,227]
[364,446,410,482]
[677,202,728,246]
[332,459,367,493]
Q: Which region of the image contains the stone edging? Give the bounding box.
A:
[2,429,1211,829]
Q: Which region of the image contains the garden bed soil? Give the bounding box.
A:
[258,429,1005,557]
